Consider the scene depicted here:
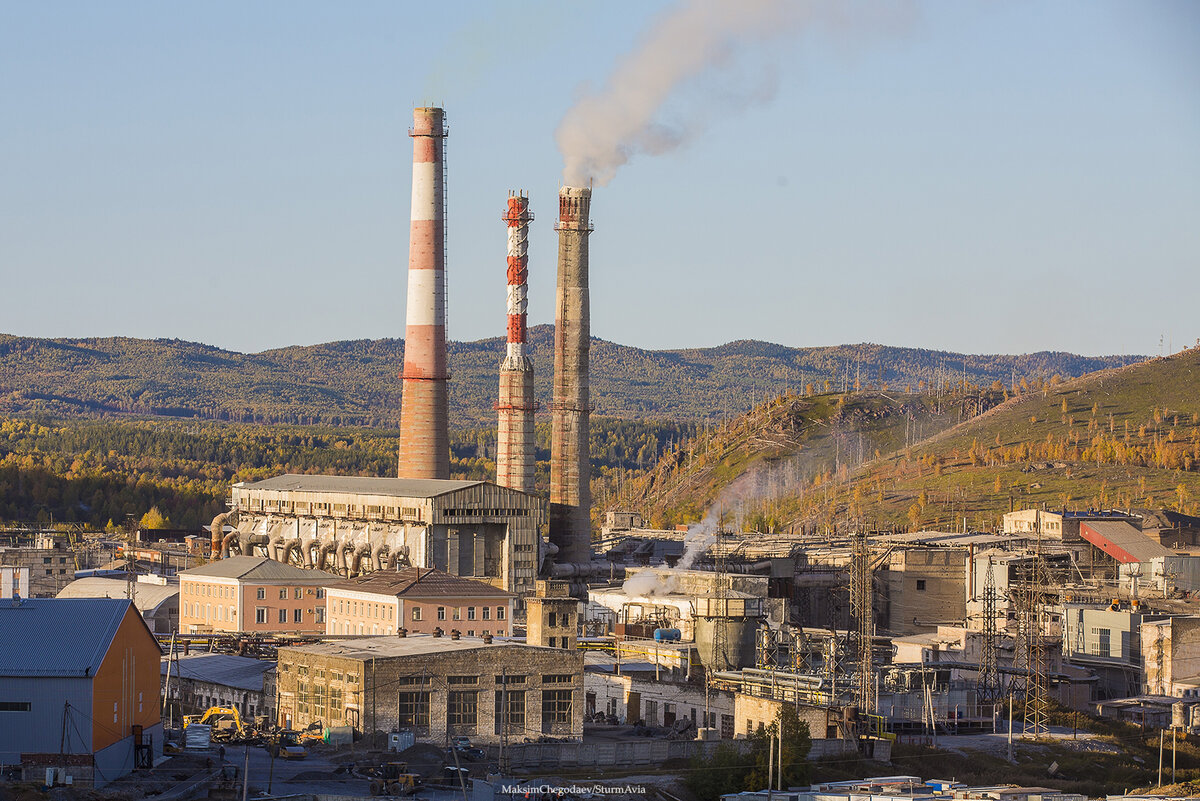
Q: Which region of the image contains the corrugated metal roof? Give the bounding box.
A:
[57,577,179,612]
[328,567,514,599]
[0,598,132,677]
[237,474,482,498]
[179,556,339,582]
[160,652,274,692]
[1081,521,1175,564]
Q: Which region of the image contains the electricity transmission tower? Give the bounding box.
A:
[976,558,1003,705]
[850,530,876,713]
[1016,514,1049,736]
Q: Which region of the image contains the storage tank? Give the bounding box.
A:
[693,596,763,671]
[654,628,682,642]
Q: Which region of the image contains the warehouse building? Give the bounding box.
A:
[275,634,583,743]
[222,475,543,595]
[161,652,276,726]
[0,598,162,787]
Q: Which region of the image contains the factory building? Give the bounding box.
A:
[0,598,162,787]
[275,634,583,743]
[219,475,542,596]
[0,534,74,597]
[161,652,276,726]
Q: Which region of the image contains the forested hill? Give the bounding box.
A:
[0,328,1141,427]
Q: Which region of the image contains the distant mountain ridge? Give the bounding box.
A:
[0,327,1143,427]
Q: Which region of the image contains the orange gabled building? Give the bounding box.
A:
[0,598,162,787]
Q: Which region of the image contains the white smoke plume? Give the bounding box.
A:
[620,511,718,597]
[556,0,912,187]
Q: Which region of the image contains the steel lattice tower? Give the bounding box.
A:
[1017,514,1049,736]
[850,530,876,713]
[976,558,1003,704]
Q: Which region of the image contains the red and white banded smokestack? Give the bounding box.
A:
[496,193,536,494]
[398,107,450,479]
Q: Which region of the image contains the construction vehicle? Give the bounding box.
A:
[264,730,307,760]
[369,762,420,796]
[181,707,248,742]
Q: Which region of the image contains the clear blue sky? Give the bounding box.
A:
[2,1,1196,357]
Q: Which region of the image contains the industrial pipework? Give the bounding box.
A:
[398,106,450,480]
[549,186,594,565]
[497,192,537,494]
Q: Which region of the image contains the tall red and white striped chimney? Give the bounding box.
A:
[398,107,450,479]
[497,193,536,494]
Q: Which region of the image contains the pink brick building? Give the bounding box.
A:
[325,567,515,638]
[179,556,336,635]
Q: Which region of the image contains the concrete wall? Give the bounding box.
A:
[734,694,845,741]
[584,670,733,732]
[883,548,968,635]
[527,596,579,649]
[1143,616,1200,696]
[0,544,74,597]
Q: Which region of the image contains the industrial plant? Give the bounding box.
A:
[200,108,610,598]
[4,103,1199,796]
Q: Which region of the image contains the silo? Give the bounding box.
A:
[693,596,764,672]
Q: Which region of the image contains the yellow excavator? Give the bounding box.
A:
[182,707,249,742]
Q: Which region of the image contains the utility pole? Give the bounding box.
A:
[1007,698,1013,763]
[499,668,507,775]
[767,727,775,801]
[1159,728,1164,787]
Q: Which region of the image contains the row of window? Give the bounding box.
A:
[182,601,330,626]
[184,583,326,601]
[390,688,572,730]
[327,620,504,637]
[241,499,424,520]
[332,599,394,620]
[411,605,506,622]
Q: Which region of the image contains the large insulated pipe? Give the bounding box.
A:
[398,106,450,480]
[497,192,537,494]
[549,185,593,565]
[210,511,237,558]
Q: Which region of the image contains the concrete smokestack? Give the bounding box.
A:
[497,192,536,494]
[398,107,450,479]
[549,186,593,564]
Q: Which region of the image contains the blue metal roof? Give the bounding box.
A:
[0,598,132,677]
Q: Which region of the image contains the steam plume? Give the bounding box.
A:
[557,0,909,187]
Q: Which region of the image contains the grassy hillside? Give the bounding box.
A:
[615,388,996,530]
[0,329,1140,427]
[619,349,1200,531]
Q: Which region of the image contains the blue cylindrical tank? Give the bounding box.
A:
[653,628,681,642]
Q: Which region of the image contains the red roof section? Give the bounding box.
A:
[1080,520,1174,564]
[329,567,514,599]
